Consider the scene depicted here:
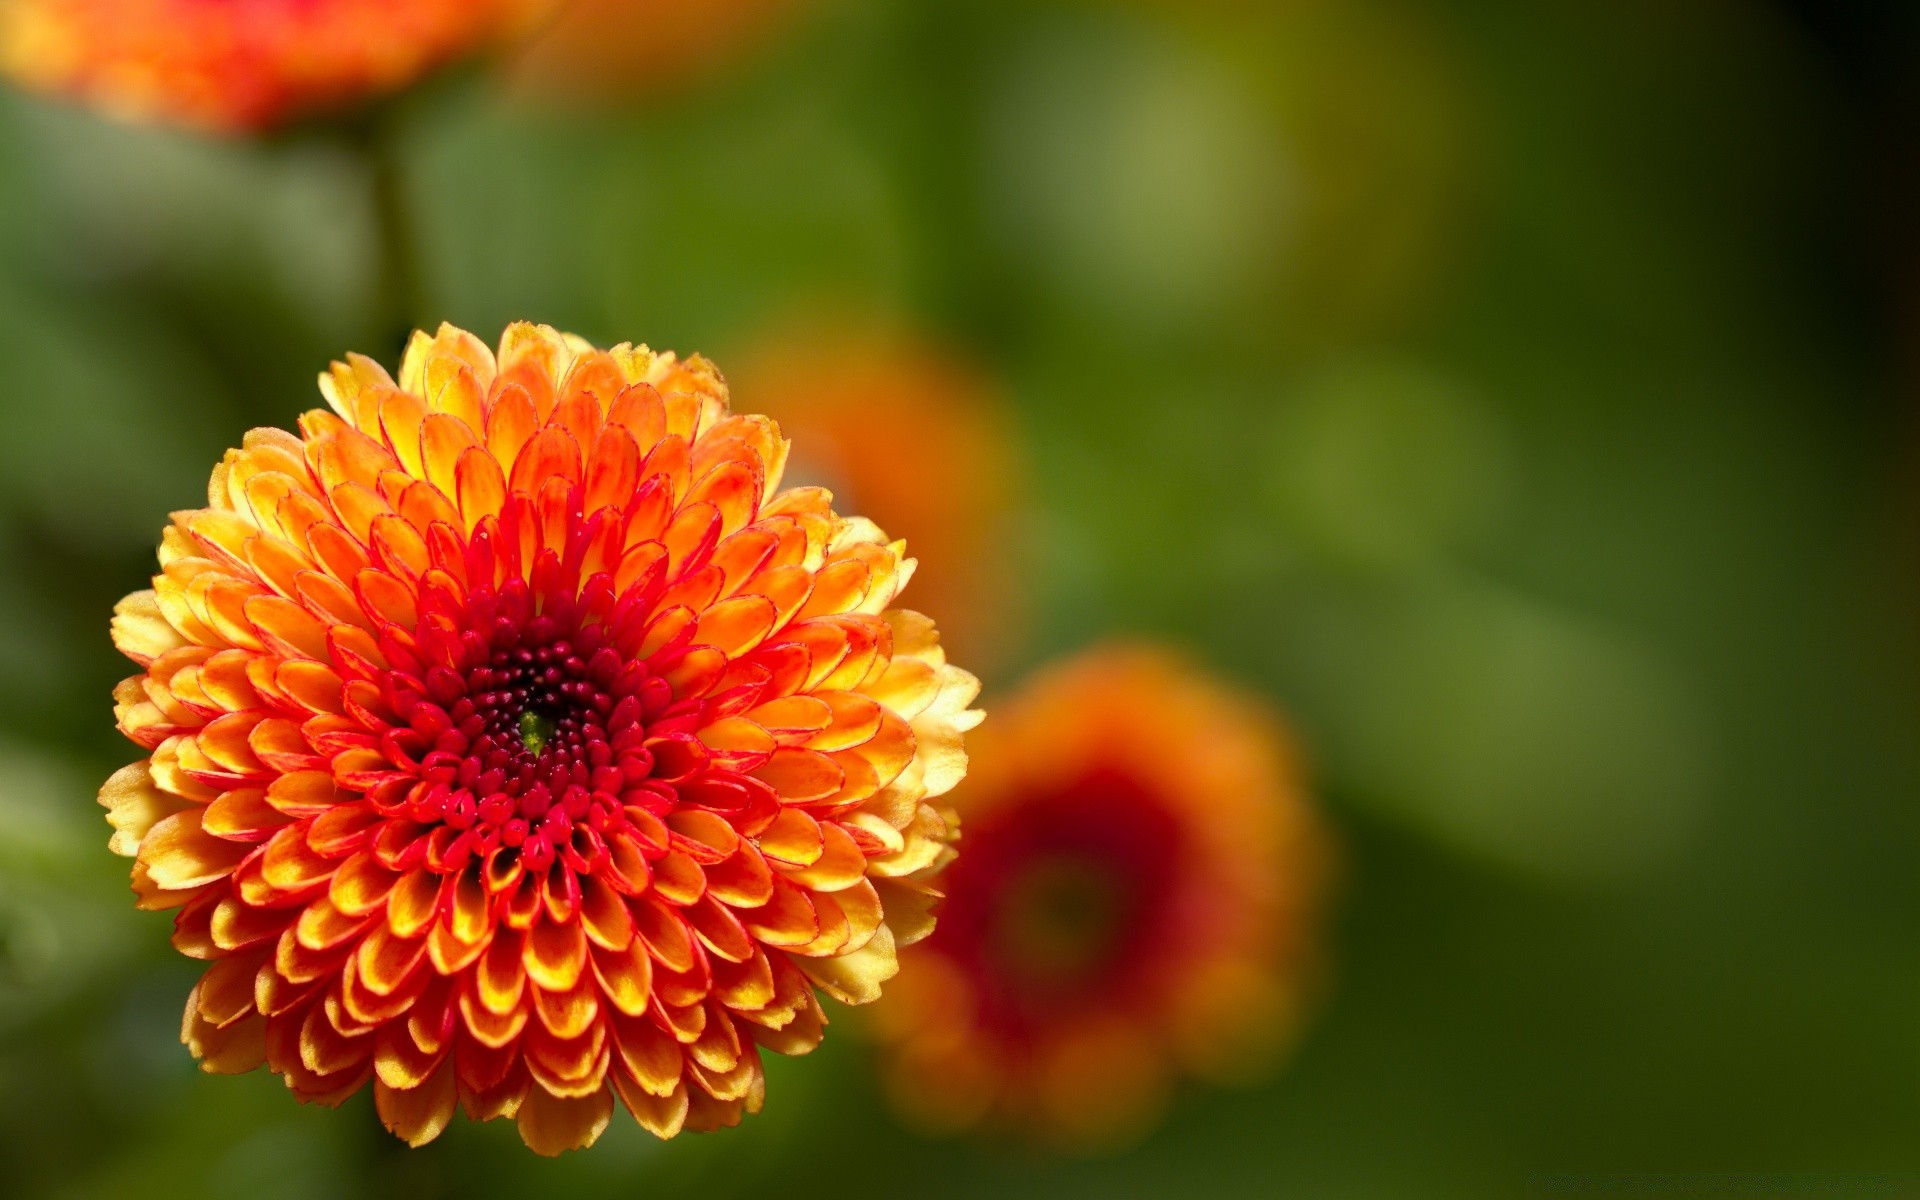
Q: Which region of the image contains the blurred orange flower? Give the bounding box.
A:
[102,322,979,1152]
[869,645,1328,1147]
[0,0,545,132]
[515,0,805,101]
[735,329,1022,671]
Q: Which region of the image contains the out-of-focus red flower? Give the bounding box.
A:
[734,329,1023,673]
[102,322,980,1152]
[0,0,546,132]
[514,0,806,101]
[869,645,1329,1147]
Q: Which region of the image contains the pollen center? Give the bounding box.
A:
[517,710,556,756]
[373,574,682,883]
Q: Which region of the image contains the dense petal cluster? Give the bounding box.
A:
[103,322,978,1153]
[0,0,545,132]
[869,645,1325,1147]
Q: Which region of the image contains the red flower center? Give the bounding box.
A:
[935,769,1185,1029]
[351,540,778,914]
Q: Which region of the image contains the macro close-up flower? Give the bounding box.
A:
[100,322,979,1153]
[734,329,1022,671]
[868,645,1327,1147]
[0,0,546,132]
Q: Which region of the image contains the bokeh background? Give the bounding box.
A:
[0,0,1916,1195]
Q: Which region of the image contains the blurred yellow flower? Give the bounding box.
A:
[0,0,545,132]
[102,321,979,1152]
[869,644,1329,1147]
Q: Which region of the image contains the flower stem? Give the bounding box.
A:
[356,106,425,355]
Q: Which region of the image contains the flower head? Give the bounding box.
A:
[869,645,1326,1147]
[0,0,544,132]
[103,322,978,1153]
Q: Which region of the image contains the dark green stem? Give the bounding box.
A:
[355,107,425,355]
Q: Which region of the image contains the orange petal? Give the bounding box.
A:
[649,849,706,907]
[516,1085,614,1156]
[631,899,695,973]
[295,896,371,952]
[808,692,885,752]
[684,894,753,964]
[211,895,287,950]
[741,877,818,948]
[781,822,868,893]
[479,931,529,1015]
[376,1058,458,1148]
[578,875,634,951]
[752,748,845,804]
[684,459,762,536]
[684,1088,749,1132]
[666,808,740,862]
[186,1009,267,1074]
[455,445,508,531]
[329,852,398,916]
[139,808,247,890]
[459,986,530,1050]
[100,761,192,858]
[356,926,428,997]
[697,716,775,765]
[533,977,602,1041]
[590,937,654,1018]
[266,770,341,817]
[420,412,479,499]
[713,950,777,1012]
[374,1020,446,1090]
[194,954,263,1028]
[584,424,641,515]
[524,913,588,993]
[386,870,444,939]
[614,1074,688,1139]
[705,844,775,908]
[201,788,287,842]
[758,808,823,866]
[113,590,187,664]
[261,824,333,893]
[507,425,583,497]
[691,595,777,659]
[797,923,897,1005]
[299,998,371,1076]
[750,695,834,740]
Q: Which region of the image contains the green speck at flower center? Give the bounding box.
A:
[518,710,556,756]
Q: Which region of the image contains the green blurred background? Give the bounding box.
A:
[0,0,1916,1195]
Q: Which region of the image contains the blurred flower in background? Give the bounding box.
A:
[514,0,809,103]
[101,321,980,1153]
[0,0,547,133]
[869,645,1329,1148]
[734,324,1024,673]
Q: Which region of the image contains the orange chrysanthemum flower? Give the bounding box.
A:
[0,0,544,132]
[869,645,1326,1146]
[101,322,979,1153]
[735,330,1021,670]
